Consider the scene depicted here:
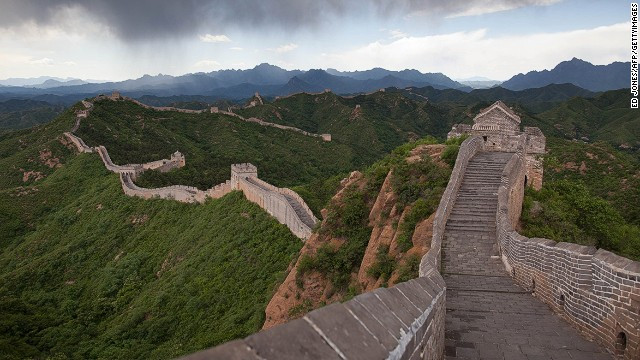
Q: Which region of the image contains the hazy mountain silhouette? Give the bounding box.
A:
[501,58,628,92]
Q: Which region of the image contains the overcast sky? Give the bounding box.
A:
[0,0,631,81]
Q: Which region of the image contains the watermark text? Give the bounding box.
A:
[632,3,638,108]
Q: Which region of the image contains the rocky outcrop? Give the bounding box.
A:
[263,145,446,328]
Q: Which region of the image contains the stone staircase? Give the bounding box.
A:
[444,151,512,277]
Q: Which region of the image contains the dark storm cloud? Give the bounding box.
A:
[0,0,350,40]
[0,0,555,41]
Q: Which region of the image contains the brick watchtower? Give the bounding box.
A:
[230,163,257,189]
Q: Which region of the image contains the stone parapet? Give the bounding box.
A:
[237,176,317,240]
[181,270,446,360]
[121,173,208,203]
[497,151,640,359]
[64,132,94,153]
[95,145,143,177]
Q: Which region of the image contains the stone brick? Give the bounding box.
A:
[304,303,387,359]
[245,318,341,360]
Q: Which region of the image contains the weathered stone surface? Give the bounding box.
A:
[493,146,639,359]
[342,299,399,351]
[305,303,388,359]
[178,340,259,360]
[245,318,341,360]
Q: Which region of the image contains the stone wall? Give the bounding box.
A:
[141,151,185,172]
[182,270,446,360]
[121,173,209,203]
[95,145,143,177]
[497,150,640,359]
[64,132,94,153]
[66,100,316,239]
[236,175,318,240]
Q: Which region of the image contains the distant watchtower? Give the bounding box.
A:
[447,101,546,189]
[171,151,186,167]
[231,163,258,189]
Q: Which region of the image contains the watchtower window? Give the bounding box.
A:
[483,136,487,142]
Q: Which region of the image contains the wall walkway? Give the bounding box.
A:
[442,151,612,360]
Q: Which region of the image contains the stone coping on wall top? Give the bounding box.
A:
[180,273,446,360]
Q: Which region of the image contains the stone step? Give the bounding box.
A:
[448,215,495,222]
[446,219,496,230]
[451,203,497,208]
[451,205,497,211]
[445,228,496,234]
[461,179,502,184]
[456,194,498,198]
[446,221,496,228]
[450,207,496,212]
[465,166,505,170]
[458,190,499,194]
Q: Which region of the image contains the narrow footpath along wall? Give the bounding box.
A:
[182,138,487,360]
[497,149,640,359]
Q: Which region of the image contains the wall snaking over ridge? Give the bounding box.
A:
[64,96,318,240]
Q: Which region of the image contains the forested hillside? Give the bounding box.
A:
[1,87,638,359]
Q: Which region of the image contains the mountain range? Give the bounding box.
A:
[501,58,629,92]
[0,58,630,101]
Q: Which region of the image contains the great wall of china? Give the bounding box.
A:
[184,101,639,360]
[104,91,332,142]
[64,93,318,240]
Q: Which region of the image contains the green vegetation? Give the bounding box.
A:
[1,86,638,360]
[541,138,640,226]
[521,138,640,260]
[290,174,345,216]
[396,254,421,283]
[0,154,302,359]
[366,245,395,283]
[0,99,65,130]
[521,181,640,260]
[297,137,452,291]
[440,135,468,167]
[297,185,372,291]
[531,90,639,153]
[0,104,79,190]
[236,91,464,164]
